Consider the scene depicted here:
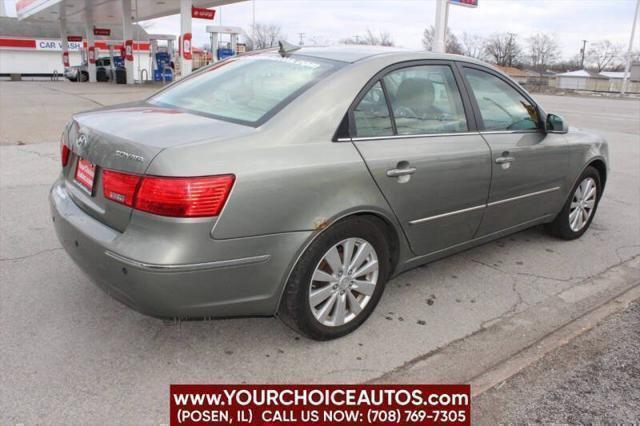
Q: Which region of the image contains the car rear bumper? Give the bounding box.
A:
[49,178,311,319]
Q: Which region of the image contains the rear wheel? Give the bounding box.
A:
[279,217,390,340]
[79,72,89,82]
[546,166,601,240]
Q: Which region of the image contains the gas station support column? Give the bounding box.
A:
[121,0,135,84]
[180,0,193,77]
[84,12,97,82]
[58,14,69,71]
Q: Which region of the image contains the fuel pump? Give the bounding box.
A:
[206,25,243,64]
[148,34,176,82]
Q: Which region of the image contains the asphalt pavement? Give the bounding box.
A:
[1,81,639,423]
[474,302,640,424]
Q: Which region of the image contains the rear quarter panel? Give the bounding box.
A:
[148,137,400,241]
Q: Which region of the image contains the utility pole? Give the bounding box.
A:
[622,0,640,95]
[580,39,588,69]
[252,0,256,42]
[433,0,448,53]
[506,32,517,67]
[298,32,305,46]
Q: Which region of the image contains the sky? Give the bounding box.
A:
[2,0,639,60]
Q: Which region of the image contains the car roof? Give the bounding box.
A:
[291,45,484,65]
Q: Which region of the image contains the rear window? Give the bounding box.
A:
[149,54,341,126]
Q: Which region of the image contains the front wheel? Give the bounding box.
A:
[546,166,602,240]
[278,217,390,340]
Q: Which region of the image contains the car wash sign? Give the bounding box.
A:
[449,0,478,6]
[36,39,83,51]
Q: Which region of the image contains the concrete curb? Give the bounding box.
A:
[368,256,640,393]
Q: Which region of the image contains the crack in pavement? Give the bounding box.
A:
[467,257,586,283]
[16,147,58,162]
[615,245,640,263]
[0,183,53,190]
[0,247,62,262]
[367,255,640,385]
[480,279,528,330]
[460,256,529,329]
[463,251,640,329]
[38,83,105,107]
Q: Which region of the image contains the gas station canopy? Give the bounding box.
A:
[17,0,246,24]
[16,0,247,84]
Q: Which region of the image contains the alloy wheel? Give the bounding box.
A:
[569,177,597,232]
[309,238,379,327]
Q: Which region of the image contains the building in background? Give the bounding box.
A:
[556,69,609,90]
[0,16,151,79]
[494,66,537,85]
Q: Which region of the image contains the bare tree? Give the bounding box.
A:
[342,29,395,47]
[550,54,582,73]
[422,26,463,54]
[586,40,622,72]
[306,34,330,46]
[527,33,560,75]
[250,23,285,50]
[484,32,521,67]
[460,32,485,59]
[375,31,395,47]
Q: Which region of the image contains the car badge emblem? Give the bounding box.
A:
[76,134,88,147]
[115,150,145,163]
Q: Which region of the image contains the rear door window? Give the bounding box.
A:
[383,65,468,135]
[353,82,394,138]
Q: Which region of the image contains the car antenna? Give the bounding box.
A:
[278,40,301,57]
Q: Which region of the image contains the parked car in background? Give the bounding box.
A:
[51,46,608,340]
[64,56,120,82]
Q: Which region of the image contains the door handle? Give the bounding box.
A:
[386,167,417,177]
[495,156,515,164]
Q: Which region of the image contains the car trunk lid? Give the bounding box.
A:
[62,102,252,231]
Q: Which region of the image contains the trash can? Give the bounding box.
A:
[96,67,108,82]
[115,67,126,84]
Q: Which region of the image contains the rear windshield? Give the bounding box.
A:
[149,54,341,126]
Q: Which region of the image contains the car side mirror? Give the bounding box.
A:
[546,113,568,134]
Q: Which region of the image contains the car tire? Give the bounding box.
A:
[278,216,391,340]
[546,166,602,240]
[79,72,89,82]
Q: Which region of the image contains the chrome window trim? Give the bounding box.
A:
[409,204,485,225]
[339,128,539,142]
[409,186,561,225]
[349,131,481,142]
[479,129,541,135]
[105,251,271,272]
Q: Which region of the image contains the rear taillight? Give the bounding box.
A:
[103,170,141,207]
[102,171,234,218]
[61,142,70,167]
[135,175,235,217]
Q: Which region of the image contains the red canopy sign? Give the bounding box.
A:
[449,0,478,6]
[67,35,83,42]
[192,6,215,19]
[93,27,111,36]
